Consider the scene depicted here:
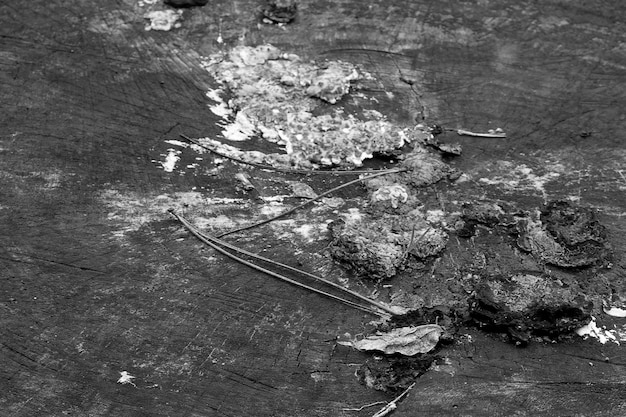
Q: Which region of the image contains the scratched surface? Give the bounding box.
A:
[1,1,626,416]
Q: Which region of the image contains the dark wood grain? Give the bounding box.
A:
[1,1,625,416]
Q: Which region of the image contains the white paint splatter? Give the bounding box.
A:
[160,149,181,172]
[206,89,232,119]
[117,371,137,387]
[221,111,256,141]
[575,317,624,345]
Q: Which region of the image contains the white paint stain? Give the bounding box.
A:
[575,317,625,345]
[160,149,181,172]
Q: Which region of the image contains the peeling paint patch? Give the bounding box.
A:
[198,44,431,169]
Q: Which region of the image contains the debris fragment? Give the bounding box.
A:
[339,325,443,356]
[328,214,447,281]
[455,128,506,138]
[516,201,611,268]
[261,0,298,24]
[117,371,137,387]
[357,356,436,392]
[455,201,513,237]
[164,0,208,7]
[321,197,344,208]
[144,10,182,31]
[234,172,255,192]
[423,134,462,155]
[469,273,592,345]
[305,61,360,104]
[288,181,317,199]
[328,218,405,280]
[370,184,409,209]
[397,147,456,187]
[370,382,416,417]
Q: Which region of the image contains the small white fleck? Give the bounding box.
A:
[117,371,137,387]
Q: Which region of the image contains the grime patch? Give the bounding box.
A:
[327,148,453,281]
[515,200,612,268]
[356,355,440,392]
[469,273,593,345]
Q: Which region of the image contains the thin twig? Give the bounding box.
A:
[454,129,507,138]
[217,168,406,237]
[169,210,398,317]
[342,401,387,412]
[401,224,417,261]
[371,382,416,417]
[180,134,402,175]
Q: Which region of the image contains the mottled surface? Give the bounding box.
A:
[1,1,625,416]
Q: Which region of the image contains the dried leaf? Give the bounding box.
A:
[288,181,318,199]
[340,324,443,356]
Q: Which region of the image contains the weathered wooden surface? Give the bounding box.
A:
[1,1,626,416]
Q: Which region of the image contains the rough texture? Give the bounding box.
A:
[261,0,298,24]
[516,201,612,268]
[2,1,626,416]
[357,355,439,392]
[328,212,448,281]
[470,274,593,345]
